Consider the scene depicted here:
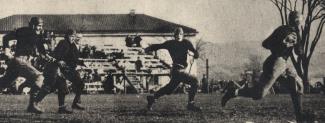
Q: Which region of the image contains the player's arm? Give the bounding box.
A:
[262,28,279,49]
[36,41,58,63]
[52,40,68,67]
[293,34,304,56]
[144,42,168,53]
[262,26,289,50]
[2,31,16,59]
[52,41,67,60]
[188,41,199,59]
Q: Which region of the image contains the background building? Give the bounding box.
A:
[0,12,199,93]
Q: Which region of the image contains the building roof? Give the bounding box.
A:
[0,14,198,36]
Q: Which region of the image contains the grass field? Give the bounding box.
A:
[0,93,324,123]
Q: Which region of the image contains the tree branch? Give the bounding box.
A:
[302,0,315,53]
[195,38,208,61]
[313,14,325,21]
[270,0,280,8]
[290,55,304,78]
[302,0,307,14]
[294,0,298,10]
[308,17,325,61]
[302,17,312,56]
[312,8,325,21]
[288,0,293,10]
[270,0,293,11]
[315,7,325,16]
[304,32,310,56]
[311,0,321,9]
[270,0,286,25]
[284,0,289,24]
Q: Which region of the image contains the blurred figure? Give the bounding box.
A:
[201,74,208,93]
[96,49,107,59]
[134,34,142,47]
[102,72,114,94]
[83,71,93,83]
[90,46,97,58]
[92,69,101,82]
[135,56,143,72]
[81,44,91,58]
[1,17,46,113]
[34,29,86,114]
[115,49,124,59]
[125,35,133,47]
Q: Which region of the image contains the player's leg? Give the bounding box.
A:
[280,68,308,122]
[246,57,288,99]
[24,76,44,113]
[0,60,19,90]
[222,56,287,107]
[147,72,181,110]
[56,76,73,114]
[15,57,44,113]
[178,71,201,111]
[63,69,85,110]
[32,63,60,113]
[153,79,180,98]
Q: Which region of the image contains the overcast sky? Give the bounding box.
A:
[0,0,281,43]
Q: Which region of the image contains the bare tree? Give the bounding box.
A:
[194,38,208,61]
[192,38,208,79]
[270,0,325,86]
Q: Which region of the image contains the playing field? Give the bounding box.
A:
[0,93,324,123]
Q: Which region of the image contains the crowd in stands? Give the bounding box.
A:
[80,44,107,59]
[80,45,130,60]
[125,35,142,47]
[82,69,102,83]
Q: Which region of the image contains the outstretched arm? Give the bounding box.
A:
[144,42,168,53]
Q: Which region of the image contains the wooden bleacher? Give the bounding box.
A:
[79,45,170,94]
